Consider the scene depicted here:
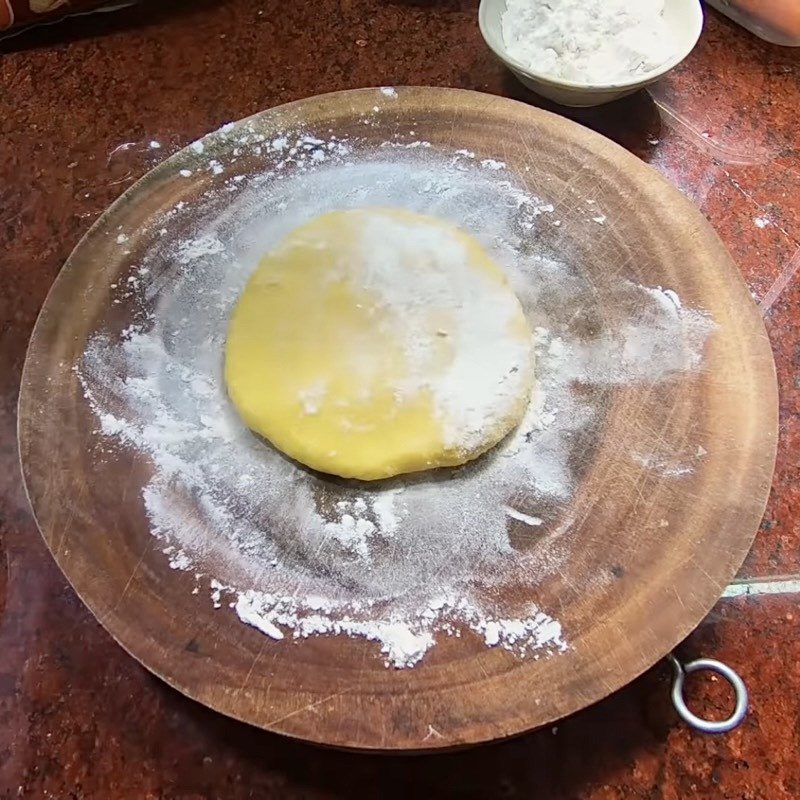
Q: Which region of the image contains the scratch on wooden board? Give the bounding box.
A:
[54,504,76,558]
[104,543,150,620]
[446,110,461,150]
[120,456,140,505]
[423,724,444,741]
[239,640,268,691]
[499,136,511,170]
[265,690,349,728]
[475,657,490,681]
[480,94,502,116]
[626,471,651,518]
[694,563,719,586]
[517,130,536,170]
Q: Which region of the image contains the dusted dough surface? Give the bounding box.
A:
[225,208,534,480]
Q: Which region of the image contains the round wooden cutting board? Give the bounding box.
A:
[18,88,778,751]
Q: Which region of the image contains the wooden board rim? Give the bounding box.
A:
[18,87,779,750]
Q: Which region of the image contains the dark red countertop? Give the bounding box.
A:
[1,2,799,797]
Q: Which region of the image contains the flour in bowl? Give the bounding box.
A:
[501,0,676,84]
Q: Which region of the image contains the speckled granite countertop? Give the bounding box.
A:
[1,2,799,797]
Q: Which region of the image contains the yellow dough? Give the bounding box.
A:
[225,208,534,480]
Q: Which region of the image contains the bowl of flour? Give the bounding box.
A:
[479,0,703,106]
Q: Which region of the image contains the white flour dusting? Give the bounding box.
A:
[177,235,225,263]
[501,0,676,84]
[350,209,532,455]
[77,103,715,668]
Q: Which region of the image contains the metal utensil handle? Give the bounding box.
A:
[668,653,748,734]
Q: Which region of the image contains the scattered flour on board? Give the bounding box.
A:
[77,104,715,668]
[501,0,676,84]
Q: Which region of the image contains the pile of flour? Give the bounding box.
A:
[501,0,676,83]
[77,103,714,668]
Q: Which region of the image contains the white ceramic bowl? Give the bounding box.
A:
[479,0,704,107]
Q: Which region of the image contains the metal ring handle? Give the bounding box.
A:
[668,653,748,734]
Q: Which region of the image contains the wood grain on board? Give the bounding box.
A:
[17,88,778,751]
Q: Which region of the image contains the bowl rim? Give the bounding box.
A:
[478,0,704,92]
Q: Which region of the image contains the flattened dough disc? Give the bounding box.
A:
[225,208,534,480]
